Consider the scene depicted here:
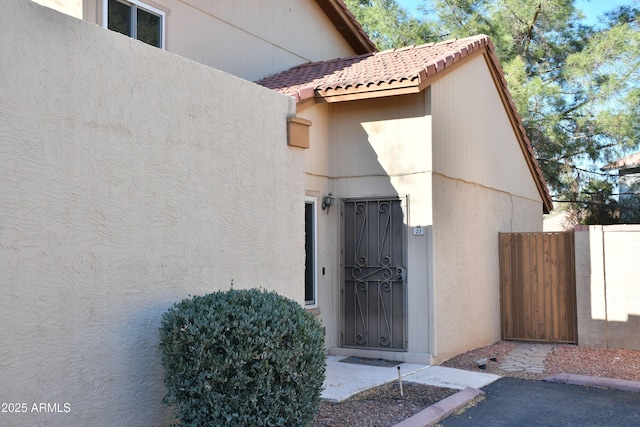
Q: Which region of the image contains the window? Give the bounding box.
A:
[103,0,165,48]
[305,198,318,307]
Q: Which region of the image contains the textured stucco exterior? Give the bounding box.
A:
[431,54,542,202]
[32,0,357,82]
[575,226,640,350]
[329,94,434,363]
[302,103,335,350]
[431,177,543,362]
[302,94,435,363]
[429,53,544,363]
[0,1,304,426]
[302,53,545,365]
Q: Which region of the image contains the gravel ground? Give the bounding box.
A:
[311,381,458,427]
[312,342,640,426]
[440,341,640,382]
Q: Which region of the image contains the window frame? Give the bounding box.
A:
[102,0,166,49]
[305,197,318,308]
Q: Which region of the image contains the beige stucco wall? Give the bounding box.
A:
[0,1,304,425]
[306,94,435,364]
[575,225,640,350]
[300,103,335,350]
[32,0,356,82]
[431,177,543,362]
[432,54,541,202]
[430,53,544,363]
[307,55,545,364]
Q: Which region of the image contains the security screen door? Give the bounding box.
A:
[342,198,406,350]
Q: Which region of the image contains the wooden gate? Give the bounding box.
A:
[498,232,577,343]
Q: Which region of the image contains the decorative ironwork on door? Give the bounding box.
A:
[342,199,406,350]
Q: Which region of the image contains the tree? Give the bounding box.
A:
[345,0,640,224]
[344,0,434,49]
[565,178,620,225]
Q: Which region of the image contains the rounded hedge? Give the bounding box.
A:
[158,288,326,426]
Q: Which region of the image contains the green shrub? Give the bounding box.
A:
[158,288,326,427]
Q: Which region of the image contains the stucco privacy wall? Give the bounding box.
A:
[33,0,356,82]
[0,1,303,426]
[575,225,640,350]
[430,52,544,363]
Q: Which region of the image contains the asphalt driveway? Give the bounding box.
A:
[439,377,640,426]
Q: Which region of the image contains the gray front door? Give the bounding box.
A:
[342,198,406,350]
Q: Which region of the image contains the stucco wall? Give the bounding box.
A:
[309,65,546,364]
[312,93,435,363]
[430,52,544,363]
[431,54,542,203]
[575,225,640,350]
[301,103,335,351]
[32,0,356,82]
[0,1,304,425]
[431,176,543,363]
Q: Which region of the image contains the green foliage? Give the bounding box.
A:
[158,288,326,427]
[569,179,620,225]
[424,1,640,222]
[344,0,434,50]
[343,0,640,222]
[621,193,640,223]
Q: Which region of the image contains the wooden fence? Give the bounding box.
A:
[498,232,577,343]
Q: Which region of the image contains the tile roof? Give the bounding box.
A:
[603,151,640,171]
[257,35,491,102]
[257,34,553,213]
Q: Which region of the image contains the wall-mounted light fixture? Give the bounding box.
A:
[321,193,335,211]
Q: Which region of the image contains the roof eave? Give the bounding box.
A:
[316,47,487,103]
[315,0,377,54]
[318,80,421,102]
[482,48,554,213]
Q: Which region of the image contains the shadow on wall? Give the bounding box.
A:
[322,92,435,362]
[119,301,177,426]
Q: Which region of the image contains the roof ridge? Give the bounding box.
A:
[281,35,493,73]
[374,34,490,57]
[257,34,493,90]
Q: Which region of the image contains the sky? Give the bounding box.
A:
[397,0,639,25]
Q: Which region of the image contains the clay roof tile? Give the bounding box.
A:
[256,34,554,213]
[257,35,490,100]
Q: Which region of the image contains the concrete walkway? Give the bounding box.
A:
[321,343,553,403]
[321,355,500,402]
[499,343,553,374]
[322,344,640,427]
